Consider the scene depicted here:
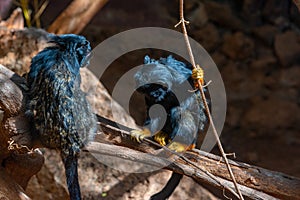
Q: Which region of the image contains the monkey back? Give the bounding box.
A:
[27,34,97,156]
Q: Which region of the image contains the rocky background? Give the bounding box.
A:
[0,0,299,199]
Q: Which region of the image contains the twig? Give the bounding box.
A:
[7,139,33,153]
[175,0,244,199]
[32,0,49,28]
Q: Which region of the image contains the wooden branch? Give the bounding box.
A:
[3,149,44,189]
[0,169,30,200]
[47,0,109,34]
[93,116,300,200]
[0,64,44,192]
[85,142,275,200]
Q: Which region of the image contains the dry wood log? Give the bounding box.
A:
[0,64,44,193]
[0,169,30,200]
[85,142,276,200]
[92,116,300,200]
[47,0,109,34]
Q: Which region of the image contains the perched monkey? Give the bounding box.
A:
[132,55,210,199]
[27,34,97,200]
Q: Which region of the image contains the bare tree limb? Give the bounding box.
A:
[93,116,300,200]
[0,64,44,192]
[47,0,109,34]
[85,142,279,200]
[0,169,30,200]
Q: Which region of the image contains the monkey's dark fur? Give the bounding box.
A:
[27,34,97,200]
[134,55,209,200]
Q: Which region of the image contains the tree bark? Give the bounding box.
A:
[47,0,109,34]
[0,64,44,194]
[90,116,300,200]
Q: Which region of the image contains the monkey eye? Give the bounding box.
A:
[76,41,89,50]
[76,43,85,50]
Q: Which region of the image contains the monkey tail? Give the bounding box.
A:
[150,172,183,200]
[62,152,81,200]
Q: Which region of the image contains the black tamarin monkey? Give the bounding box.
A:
[27,34,97,200]
[132,55,210,200]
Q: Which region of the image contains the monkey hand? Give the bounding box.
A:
[130,128,151,143]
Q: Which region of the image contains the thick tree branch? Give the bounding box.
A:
[85,142,277,200]
[0,169,30,200]
[93,116,300,200]
[0,64,44,192]
[47,0,109,34]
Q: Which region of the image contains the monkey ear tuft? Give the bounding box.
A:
[47,34,67,50]
[47,34,74,48]
[48,34,61,44]
[144,55,151,64]
[144,55,160,65]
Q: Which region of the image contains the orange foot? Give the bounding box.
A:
[130,128,151,143]
[168,142,196,152]
[154,131,169,146]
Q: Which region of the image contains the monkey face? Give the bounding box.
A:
[134,55,193,94]
[134,55,193,105]
[75,39,92,68]
[134,62,175,104]
[48,34,92,68]
[137,83,170,102]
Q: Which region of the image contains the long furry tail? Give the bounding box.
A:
[150,172,183,200]
[62,153,81,200]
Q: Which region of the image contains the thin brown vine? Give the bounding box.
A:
[175,0,244,199]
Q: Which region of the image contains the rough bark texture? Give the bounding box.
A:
[0,169,30,200]
[47,0,108,34]
[0,63,44,196]
[92,118,300,200]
